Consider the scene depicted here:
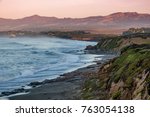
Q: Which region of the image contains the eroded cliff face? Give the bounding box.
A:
[108,67,150,100]
[82,44,150,100]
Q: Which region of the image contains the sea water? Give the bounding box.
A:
[0,36,102,93]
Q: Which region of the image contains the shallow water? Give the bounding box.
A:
[0,36,103,93]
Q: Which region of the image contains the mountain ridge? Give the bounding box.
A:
[0,12,150,33]
[1,12,150,20]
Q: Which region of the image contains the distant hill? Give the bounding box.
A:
[0,12,150,34]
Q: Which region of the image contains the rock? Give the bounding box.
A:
[1,88,27,96]
[85,45,96,50]
[43,79,56,84]
[96,61,102,65]
[28,81,43,87]
[13,88,26,93]
[1,92,13,96]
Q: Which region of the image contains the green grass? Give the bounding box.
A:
[96,36,122,50]
[112,91,121,99]
[82,44,150,99]
[111,44,150,87]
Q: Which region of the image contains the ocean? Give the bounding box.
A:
[0,36,103,93]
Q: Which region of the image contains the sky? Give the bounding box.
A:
[0,0,150,19]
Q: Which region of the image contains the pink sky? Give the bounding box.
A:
[0,0,150,19]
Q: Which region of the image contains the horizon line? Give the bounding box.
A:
[0,11,150,20]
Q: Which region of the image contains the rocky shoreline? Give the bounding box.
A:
[0,32,149,100]
[0,54,115,100]
[8,64,101,100]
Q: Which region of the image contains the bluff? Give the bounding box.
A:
[82,33,150,99]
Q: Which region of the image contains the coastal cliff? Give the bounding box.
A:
[82,34,150,100]
[2,30,150,100]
